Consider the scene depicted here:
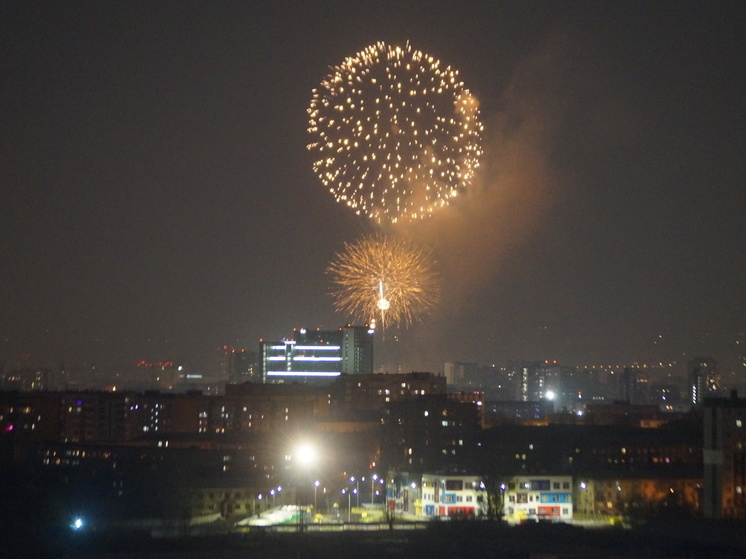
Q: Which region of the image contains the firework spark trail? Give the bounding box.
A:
[326,234,441,329]
[308,42,483,224]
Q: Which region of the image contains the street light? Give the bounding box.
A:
[350,476,359,508]
[255,493,263,516]
[314,480,320,512]
[371,474,378,505]
[342,488,350,522]
[295,443,317,466]
[270,485,282,508]
[293,443,316,527]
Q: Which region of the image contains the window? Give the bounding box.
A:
[562,482,570,489]
[553,482,560,489]
[445,480,463,491]
[466,496,473,502]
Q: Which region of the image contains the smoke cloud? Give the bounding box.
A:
[384,37,574,372]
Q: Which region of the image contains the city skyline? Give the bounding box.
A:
[2,2,745,375]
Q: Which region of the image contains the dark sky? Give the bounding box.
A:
[2,1,745,376]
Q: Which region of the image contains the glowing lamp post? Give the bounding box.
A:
[294,443,317,528]
[270,485,282,508]
[342,488,350,522]
[371,474,378,505]
[296,443,317,467]
[350,476,359,508]
[314,480,320,512]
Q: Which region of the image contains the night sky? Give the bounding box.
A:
[2,1,745,376]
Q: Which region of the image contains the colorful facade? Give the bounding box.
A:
[504,475,573,523]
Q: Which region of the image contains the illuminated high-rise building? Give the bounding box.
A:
[689,357,720,406]
[260,325,373,385]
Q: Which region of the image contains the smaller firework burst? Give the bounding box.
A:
[326,234,440,330]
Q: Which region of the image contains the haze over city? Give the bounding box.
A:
[2,1,744,377]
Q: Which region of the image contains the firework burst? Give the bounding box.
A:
[308,42,483,223]
[326,234,441,330]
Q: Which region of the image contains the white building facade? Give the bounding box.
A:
[420,474,486,518]
[504,475,573,523]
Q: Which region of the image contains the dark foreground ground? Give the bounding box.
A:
[16,518,746,559]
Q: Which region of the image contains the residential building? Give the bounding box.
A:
[703,392,746,518]
[420,473,486,518]
[503,475,573,523]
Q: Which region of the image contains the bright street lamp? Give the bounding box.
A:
[270,485,282,508]
[371,474,378,504]
[314,480,320,512]
[255,493,263,516]
[293,443,316,528]
[342,488,350,522]
[350,476,359,508]
[295,443,317,466]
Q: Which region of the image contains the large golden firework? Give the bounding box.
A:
[326,234,441,330]
[308,42,483,224]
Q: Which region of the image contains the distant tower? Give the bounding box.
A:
[443,362,478,388]
[340,325,374,375]
[229,348,257,383]
[689,357,720,406]
[622,367,649,405]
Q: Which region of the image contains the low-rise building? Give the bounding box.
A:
[503,475,573,523]
[420,473,486,518]
[573,476,701,518]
